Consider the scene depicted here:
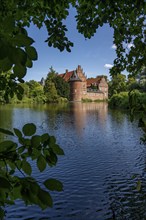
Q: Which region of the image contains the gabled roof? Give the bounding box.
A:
[59,67,107,87]
[59,71,74,82]
[87,77,102,87]
[69,70,82,82]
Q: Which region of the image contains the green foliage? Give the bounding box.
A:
[127,76,140,91]
[0,70,24,103]
[44,67,70,102]
[75,1,145,75]
[0,1,145,100]
[53,75,70,100]
[44,81,59,103]
[26,80,46,103]
[44,179,63,192]
[129,90,146,138]
[108,73,127,98]
[0,79,46,104]
[0,123,64,218]
[82,98,93,102]
[109,92,129,109]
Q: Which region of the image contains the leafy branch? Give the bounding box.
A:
[0,123,64,219]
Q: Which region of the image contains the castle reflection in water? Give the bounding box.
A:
[68,102,108,135]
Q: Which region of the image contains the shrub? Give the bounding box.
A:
[82,98,93,102]
[109,92,129,109]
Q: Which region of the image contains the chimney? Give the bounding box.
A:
[78,65,81,70]
[65,69,68,74]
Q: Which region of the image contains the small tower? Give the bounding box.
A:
[69,70,83,101]
[98,77,108,99]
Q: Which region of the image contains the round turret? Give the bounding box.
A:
[69,71,83,101]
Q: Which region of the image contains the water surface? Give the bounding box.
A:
[0,103,146,220]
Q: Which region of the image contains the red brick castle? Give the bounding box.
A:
[60,65,108,101]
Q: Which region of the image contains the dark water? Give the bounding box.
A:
[0,102,146,220]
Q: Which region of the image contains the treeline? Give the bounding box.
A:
[109,67,146,109]
[0,67,70,104]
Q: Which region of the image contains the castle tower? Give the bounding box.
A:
[98,77,108,99]
[76,65,87,94]
[69,70,83,101]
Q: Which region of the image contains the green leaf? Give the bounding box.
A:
[17,85,24,94]
[46,151,58,166]
[17,93,23,100]
[2,16,15,32]
[0,177,11,189]
[52,144,64,155]
[26,58,33,68]
[41,133,50,143]
[38,188,53,208]
[0,42,9,59]
[14,128,22,138]
[0,140,16,152]
[13,64,27,79]
[25,46,38,60]
[9,47,27,66]
[22,160,32,175]
[37,155,46,172]
[44,178,63,191]
[13,34,34,47]
[31,148,40,160]
[49,136,56,145]
[0,207,5,219]
[31,135,41,148]
[0,57,13,72]
[29,180,40,195]
[0,128,14,136]
[22,138,31,146]
[18,146,25,154]
[22,123,36,136]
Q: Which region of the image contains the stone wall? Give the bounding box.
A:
[82,92,105,101]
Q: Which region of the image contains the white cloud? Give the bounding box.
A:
[104,64,113,69]
[111,44,117,49]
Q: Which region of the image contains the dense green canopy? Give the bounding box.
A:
[0,1,145,83]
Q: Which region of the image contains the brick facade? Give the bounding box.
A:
[60,65,108,101]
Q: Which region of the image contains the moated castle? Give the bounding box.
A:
[60,65,108,101]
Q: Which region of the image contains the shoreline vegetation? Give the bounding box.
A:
[1,69,146,110]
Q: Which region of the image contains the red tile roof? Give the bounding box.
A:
[59,71,74,82]
[59,70,106,88]
[87,77,101,87]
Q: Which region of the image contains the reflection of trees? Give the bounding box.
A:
[44,103,70,131]
[109,109,128,125]
[104,174,146,219]
[42,102,108,136]
[0,105,13,140]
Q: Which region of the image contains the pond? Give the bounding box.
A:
[0,102,146,220]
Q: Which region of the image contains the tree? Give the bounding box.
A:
[108,73,127,98]
[127,75,140,91]
[0,0,146,218]
[44,81,59,103]
[53,76,70,99]
[0,1,145,88]
[44,68,59,103]
[26,80,46,102]
[44,67,70,101]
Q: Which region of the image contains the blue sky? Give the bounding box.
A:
[25,8,117,82]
